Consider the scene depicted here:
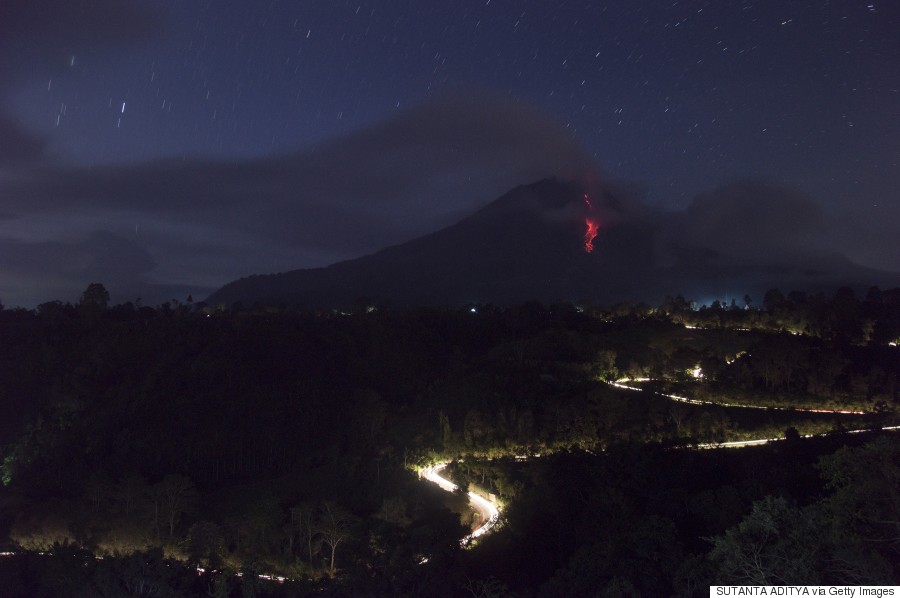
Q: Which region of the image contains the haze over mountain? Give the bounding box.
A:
[207,178,899,308]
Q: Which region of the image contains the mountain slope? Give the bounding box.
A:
[209,178,600,306]
[207,178,899,308]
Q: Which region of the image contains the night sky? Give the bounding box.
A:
[1,0,897,307]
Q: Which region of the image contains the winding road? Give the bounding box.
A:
[419,422,900,547]
[420,463,500,545]
[607,379,867,415]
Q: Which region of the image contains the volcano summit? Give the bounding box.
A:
[207,178,898,308]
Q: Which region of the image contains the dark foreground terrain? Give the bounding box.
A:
[0,286,898,595]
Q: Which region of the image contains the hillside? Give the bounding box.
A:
[207,178,899,308]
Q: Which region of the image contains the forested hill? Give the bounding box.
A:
[0,287,898,594]
[3,287,898,488]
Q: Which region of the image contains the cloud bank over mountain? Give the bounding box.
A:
[0,92,596,306]
[207,177,898,309]
[1,91,895,308]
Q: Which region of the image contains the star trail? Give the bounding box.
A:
[0,0,897,306]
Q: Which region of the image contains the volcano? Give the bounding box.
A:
[206,178,898,308]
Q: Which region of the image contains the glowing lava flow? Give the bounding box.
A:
[584,218,599,253]
[582,193,599,253]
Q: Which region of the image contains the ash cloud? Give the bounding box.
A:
[0,92,597,306]
[0,1,893,308]
[3,93,894,308]
[14,91,594,230]
[659,179,830,265]
[633,179,900,304]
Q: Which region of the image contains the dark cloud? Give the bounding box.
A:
[2,90,892,308]
[660,180,829,265]
[7,91,595,250]
[0,230,154,279]
[0,2,894,309]
[0,92,598,306]
[574,179,899,307]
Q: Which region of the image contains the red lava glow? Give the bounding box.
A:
[583,192,599,253]
[584,217,599,253]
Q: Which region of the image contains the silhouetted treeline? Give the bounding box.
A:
[653,285,900,345]
[0,285,898,593]
[459,434,899,593]
[4,289,894,491]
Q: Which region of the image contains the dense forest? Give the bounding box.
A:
[0,285,898,596]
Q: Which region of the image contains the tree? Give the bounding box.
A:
[92,548,190,597]
[239,562,261,598]
[36,299,72,320]
[186,520,225,568]
[463,409,492,449]
[376,496,411,527]
[762,288,785,313]
[594,350,618,381]
[713,439,900,585]
[150,474,198,540]
[828,286,863,343]
[289,502,319,565]
[668,403,691,438]
[817,438,900,564]
[439,410,453,452]
[83,473,112,513]
[114,475,149,518]
[462,576,511,598]
[79,283,110,309]
[710,496,824,585]
[316,501,355,575]
[237,494,283,557]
